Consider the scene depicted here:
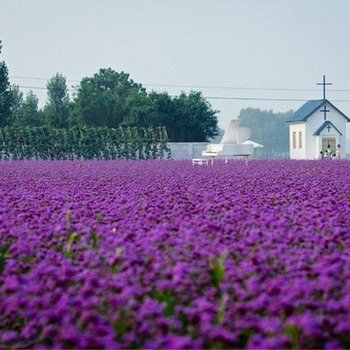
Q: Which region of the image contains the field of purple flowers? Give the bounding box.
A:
[1,160,350,349]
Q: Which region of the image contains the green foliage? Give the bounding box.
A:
[152,290,177,317]
[215,294,228,325]
[91,231,100,249]
[284,324,302,348]
[64,231,80,259]
[238,108,293,157]
[173,91,218,142]
[114,310,128,339]
[122,91,153,127]
[0,44,219,142]
[70,70,218,142]
[209,253,227,296]
[149,91,219,142]
[0,40,13,127]
[0,41,218,142]
[0,126,170,160]
[43,73,70,128]
[10,91,43,127]
[72,68,146,128]
[0,245,10,274]
[8,85,24,124]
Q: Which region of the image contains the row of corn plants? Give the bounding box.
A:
[0,126,171,160]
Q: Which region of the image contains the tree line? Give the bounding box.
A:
[1,39,294,154]
[0,41,219,143]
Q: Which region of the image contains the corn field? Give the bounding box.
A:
[0,126,170,160]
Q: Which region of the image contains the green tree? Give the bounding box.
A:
[71,69,218,141]
[171,91,218,142]
[148,91,177,131]
[43,73,70,128]
[72,68,146,128]
[148,91,218,142]
[0,40,13,127]
[122,90,153,127]
[8,85,24,125]
[13,90,43,127]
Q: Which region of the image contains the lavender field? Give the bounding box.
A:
[1,160,350,349]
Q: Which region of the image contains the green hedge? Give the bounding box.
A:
[0,126,170,160]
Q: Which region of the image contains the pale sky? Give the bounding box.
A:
[1,0,350,128]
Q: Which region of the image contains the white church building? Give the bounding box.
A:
[288,94,350,159]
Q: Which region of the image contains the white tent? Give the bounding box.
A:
[241,140,264,148]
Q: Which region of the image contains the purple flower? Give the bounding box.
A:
[1,160,350,348]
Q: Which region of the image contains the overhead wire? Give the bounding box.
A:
[10,76,350,102]
[10,74,350,92]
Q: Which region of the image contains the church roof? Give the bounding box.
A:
[287,99,350,123]
[314,120,342,136]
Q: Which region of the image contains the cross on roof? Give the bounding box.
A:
[317,75,332,100]
[320,105,330,121]
[327,123,331,132]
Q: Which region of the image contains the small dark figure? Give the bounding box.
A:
[319,151,324,160]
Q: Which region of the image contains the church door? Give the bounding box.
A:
[322,137,336,155]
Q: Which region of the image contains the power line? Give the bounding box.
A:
[10,75,350,93]
[15,85,350,102]
[17,85,76,92]
[11,75,80,83]
[145,83,322,92]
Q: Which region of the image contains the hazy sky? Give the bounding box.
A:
[1,0,350,128]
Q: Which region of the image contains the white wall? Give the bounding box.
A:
[289,123,306,159]
[167,143,210,160]
[346,122,350,156]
